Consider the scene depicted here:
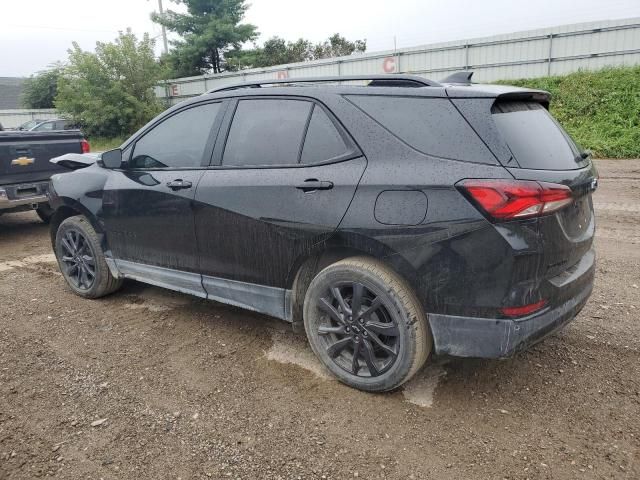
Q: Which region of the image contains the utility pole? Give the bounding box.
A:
[157,0,169,55]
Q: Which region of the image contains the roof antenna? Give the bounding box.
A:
[441,71,474,84]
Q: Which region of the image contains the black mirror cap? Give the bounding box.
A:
[101,148,123,169]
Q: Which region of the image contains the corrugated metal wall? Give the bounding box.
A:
[156,17,640,105]
[0,109,58,129]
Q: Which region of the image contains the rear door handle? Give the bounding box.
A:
[166,179,192,191]
[295,179,334,193]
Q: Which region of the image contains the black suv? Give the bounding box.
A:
[48,74,596,392]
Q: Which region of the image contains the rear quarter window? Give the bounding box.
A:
[346,95,496,163]
[300,105,351,164]
[492,101,586,170]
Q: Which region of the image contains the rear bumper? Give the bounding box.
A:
[428,250,595,358]
[0,182,49,210]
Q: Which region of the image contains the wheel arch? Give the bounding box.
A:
[286,232,425,330]
[49,198,105,250]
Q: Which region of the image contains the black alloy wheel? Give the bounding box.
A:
[59,228,96,290]
[54,215,123,299]
[317,282,399,377]
[303,257,431,392]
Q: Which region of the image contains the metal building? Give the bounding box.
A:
[156,17,640,105]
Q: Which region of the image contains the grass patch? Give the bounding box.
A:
[88,136,126,152]
[497,66,640,158]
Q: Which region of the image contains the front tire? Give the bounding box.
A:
[303,257,431,392]
[54,216,123,298]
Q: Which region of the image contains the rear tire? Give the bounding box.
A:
[303,257,431,392]
[54,216,123,299]
[36,204,54,223]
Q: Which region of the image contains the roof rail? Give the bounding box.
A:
[206,74,442,93]
[440,71,474,84]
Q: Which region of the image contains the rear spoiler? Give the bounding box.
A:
[445,83,551,109]
[494,91,551,110]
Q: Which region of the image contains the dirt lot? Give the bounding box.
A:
[0,160,638,480]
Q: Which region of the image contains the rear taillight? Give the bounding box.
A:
[457,179,573,220]
[81,139,90,153]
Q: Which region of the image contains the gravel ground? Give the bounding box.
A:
[0,159,638,480]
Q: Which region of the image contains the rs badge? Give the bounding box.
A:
[11,156,35,166]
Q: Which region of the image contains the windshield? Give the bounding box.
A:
[18,120,39,130]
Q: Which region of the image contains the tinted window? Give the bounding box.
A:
[131,102,221,169]
[223,99,312,166]
[347,95,494,162]
[34,121,54,131]
[20,120,39,130]
[492,101,585,170]
[301,106,350,164]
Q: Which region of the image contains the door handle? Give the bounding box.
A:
[295,179,334,193]
[166,179,193,191]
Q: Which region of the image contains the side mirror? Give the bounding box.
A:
[580,150,592,160]
[101,148,123,169]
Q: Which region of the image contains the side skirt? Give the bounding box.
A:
[202,275,292,321]
[115,259,207,298]
[112,259,292,322]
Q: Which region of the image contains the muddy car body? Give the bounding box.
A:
[48,74,597,391]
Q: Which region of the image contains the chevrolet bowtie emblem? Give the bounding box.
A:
[11,156,35,166]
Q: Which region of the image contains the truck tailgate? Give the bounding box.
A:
[0,131,84,186]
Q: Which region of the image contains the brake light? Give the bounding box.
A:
[501,299,547,317]
[81,139,90,153]
[457,179,573,220]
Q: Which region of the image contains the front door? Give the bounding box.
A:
[194,97,366,318]
[102,101,224,295]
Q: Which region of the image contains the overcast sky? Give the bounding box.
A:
[1,0,639,77]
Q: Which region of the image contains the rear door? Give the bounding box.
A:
[194,97,366,318]
[101,101,224,293]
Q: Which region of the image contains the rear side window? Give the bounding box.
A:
[492,101,585,170]
[131,102,221,169]
[301,106,350,164]
[346,95,495,163]
[223,99,312,167]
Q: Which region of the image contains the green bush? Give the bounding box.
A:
[56,30,163,138]
[497,66,640,158]
[87,137,126,152]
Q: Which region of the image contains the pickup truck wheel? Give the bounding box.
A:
[36,204,54,223]
[54,216,123,299]
[303,257,431,392]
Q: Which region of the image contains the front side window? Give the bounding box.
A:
[223,99,312,167]
[130,102,221,169]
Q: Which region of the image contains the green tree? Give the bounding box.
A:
[311,34,366,59]
[226,34,367,70]
[21,64,63,109]
[56,30,163,138]
[152,0,258,75]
